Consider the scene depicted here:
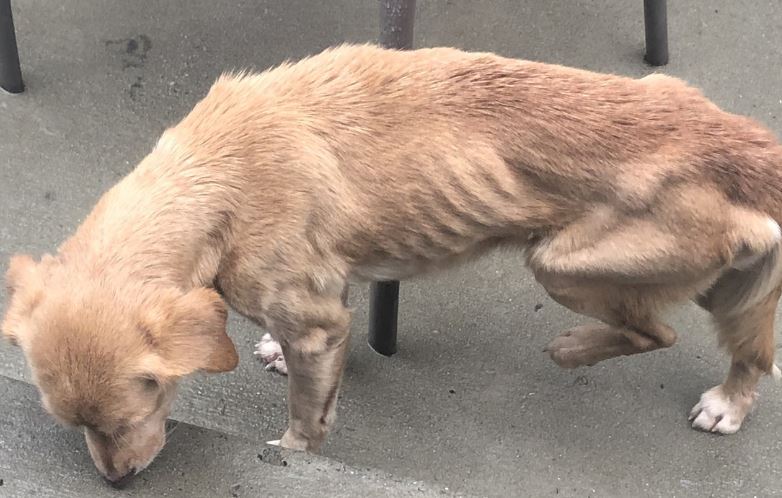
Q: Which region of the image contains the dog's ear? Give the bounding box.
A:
[5,254,38,298]
[3,254,44,345]
[145,287,238,377]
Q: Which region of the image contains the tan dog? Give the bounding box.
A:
[4,44,782,484]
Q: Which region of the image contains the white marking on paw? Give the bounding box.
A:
[266,439,281,447]
[773,364,781,382]
[688,385,754,434]
[254,333,288,375]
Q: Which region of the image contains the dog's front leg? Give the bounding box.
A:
[255,286,349,377]
[278,324,350,451]
[264,290,351,452]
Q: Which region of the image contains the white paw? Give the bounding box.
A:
[688,385,754,434]
[254,333,288,375]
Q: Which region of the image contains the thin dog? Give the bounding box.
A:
[4,44,782,484]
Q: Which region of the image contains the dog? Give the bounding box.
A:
[4,44,782,484]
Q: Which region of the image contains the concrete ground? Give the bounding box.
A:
[1,0,782,496]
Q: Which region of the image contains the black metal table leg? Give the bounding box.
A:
[0,0,23,93]
[378,0,416,50]
[368,0,415,357]
[643,0,668,66]
[368,281,400,356]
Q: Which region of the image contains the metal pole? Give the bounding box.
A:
[0,0,23,93]
[368,0,415,356]
[368,281,400,356]
[379,0,416,50]
[643,0,668,66]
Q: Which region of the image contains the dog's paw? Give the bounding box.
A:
[254,333,288,375]
[689,385,755,434]
[544,324,620,369]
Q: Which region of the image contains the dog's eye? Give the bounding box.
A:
[138,376,160,392]
[113,424,129,438]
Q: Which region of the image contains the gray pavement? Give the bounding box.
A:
[1,0,782,496]
[0,377,447,497]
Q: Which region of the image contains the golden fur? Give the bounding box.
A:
[4,44,782,482]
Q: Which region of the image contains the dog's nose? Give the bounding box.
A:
[104,468,136,489]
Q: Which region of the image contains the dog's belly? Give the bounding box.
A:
[350,258,445,282]
[348,236,516,282]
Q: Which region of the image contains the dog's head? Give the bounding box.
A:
[2,254,238,485]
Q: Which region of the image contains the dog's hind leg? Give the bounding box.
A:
[263,281,351,452]
[533,194,782,433]
[690,272,782,434]
[537,273,679,368]
[531,195,781,370]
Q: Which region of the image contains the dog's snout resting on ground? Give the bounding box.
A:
[4,44,782,481]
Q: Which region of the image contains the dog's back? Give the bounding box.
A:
[167,45,782,281]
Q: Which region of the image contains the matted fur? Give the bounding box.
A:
[4,44,782,481]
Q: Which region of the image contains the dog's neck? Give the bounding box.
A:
[57,142,241,290]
